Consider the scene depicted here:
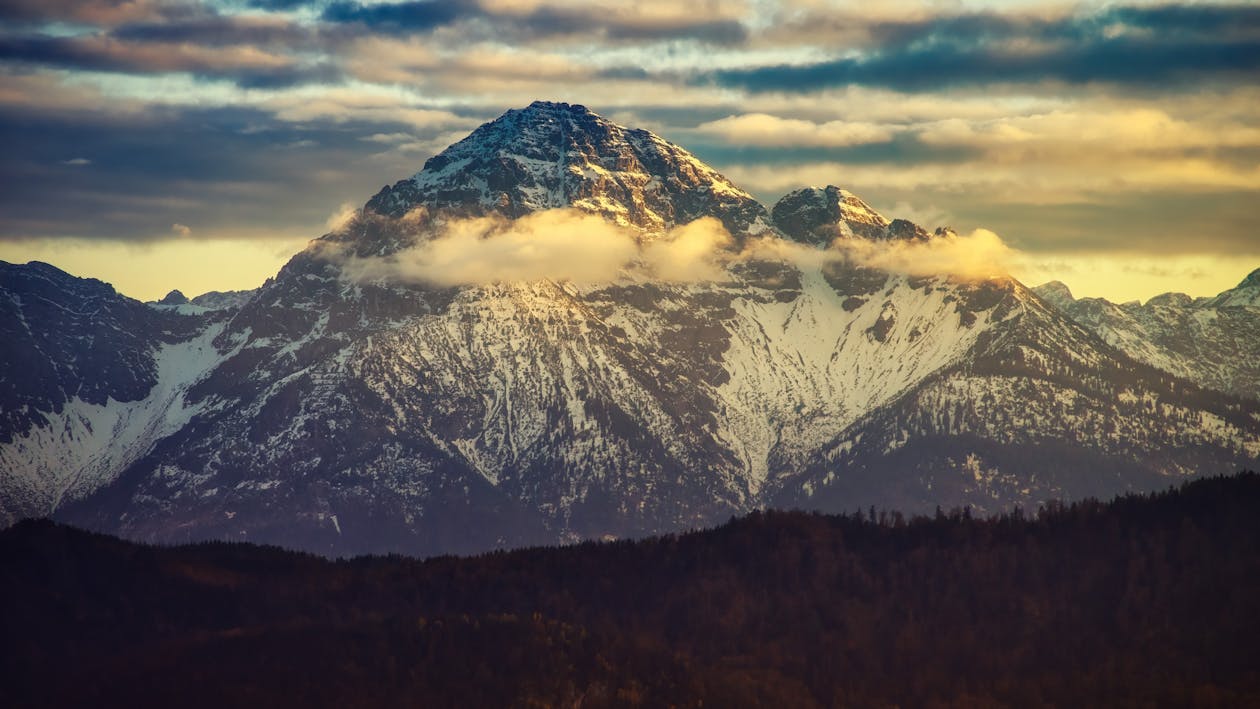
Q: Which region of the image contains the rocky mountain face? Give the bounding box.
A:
[771,185,938,246]
[1032,275,1260,401]
[364,100,771,241]
[2,102,1257,556]
[0,263,213,519]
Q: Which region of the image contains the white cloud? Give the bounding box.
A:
[696,113,895,147]
[832,228,1018,280]
[336,209,743,287]
[325,203,359,233]
[642,217,734,281]
[340,209,638,286]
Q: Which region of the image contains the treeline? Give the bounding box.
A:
[3,473,1260,708]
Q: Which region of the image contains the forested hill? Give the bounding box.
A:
[4,473,1260,708]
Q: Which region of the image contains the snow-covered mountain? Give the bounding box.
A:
[1032,274,1260,401]
[364,100,771,240]
[2,102,1257,555]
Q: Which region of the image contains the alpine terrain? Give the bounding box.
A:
[2,101,1258,556]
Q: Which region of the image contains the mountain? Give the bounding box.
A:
[0,262,213,519]
[771,185,934,245]
[363,100,771,240]
[2,101,1257,555]
[1033,272,1260,401]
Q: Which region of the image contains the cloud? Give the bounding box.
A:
[0,33,341,88]
[61,157,91,166]
[325,202,359,232]
[708,38,1260,93]
[111,15,317,48]
[696,113,895,147]
[917,109,1260,154]
[642,217,733,282]
[0,69,151,116]
[832,228,1018,280]
[171,223,192,236]
[734,225,1020,282]
[321,0,747,44]
[339,209,638,285]
[248,0,319,10]
[332,203,1014,288]
[0,103,434,243]
[0,0,179,26]
[322,0,477,33]
[336,209,738,286]
[706,4,1260,93]
[261,89,470,129]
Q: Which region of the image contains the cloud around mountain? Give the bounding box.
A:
[332,208,737,286]
[328,206,1020,287]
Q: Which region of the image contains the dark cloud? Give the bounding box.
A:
[863,5,1260,48]
[595,67,651,81]
[247,0,319,10]
[713,4,1260,92]
[710,38,1260,93]
[606,19,745,45]
[0,0,201,26]
[321,0,476,32]
[0,104,451,242]
[688,136,981,169]
[0,33,342,88]
[321,0,747,44]
[1092,4,1260,38]
[112,16,317,47]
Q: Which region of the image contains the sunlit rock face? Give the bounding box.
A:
[365,101,771,240]
[771,185,892,245]
[3,104,1258,556]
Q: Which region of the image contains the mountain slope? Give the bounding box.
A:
[773,277,1260,515]
[1032,273,1260,401]
[0,262,220,522]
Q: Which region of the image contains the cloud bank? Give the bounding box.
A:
[337,209,736,287]
[333,207,1020,287]
[833,228,1017,280]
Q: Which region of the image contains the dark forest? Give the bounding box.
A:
[4,473,1259,708]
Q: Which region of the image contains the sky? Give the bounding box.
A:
[0,0,1258,302]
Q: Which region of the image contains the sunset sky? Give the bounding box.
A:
[1,0,1258,302]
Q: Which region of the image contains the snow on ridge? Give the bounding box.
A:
[713,267,992,490]
[0,322,230,521]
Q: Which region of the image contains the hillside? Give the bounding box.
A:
[3,473,1258,707]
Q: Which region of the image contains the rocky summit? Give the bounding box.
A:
[2,103,1258,556]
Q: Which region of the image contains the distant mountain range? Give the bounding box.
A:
[2,101,1257,556]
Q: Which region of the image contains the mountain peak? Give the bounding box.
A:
[771,185,905,245]
[1145,292,1193,308]
[1032,281,1075,310]
[362,101,769,238]
[157,289,189,306]
[523,99,592,114]
[1204,267,1260,308]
